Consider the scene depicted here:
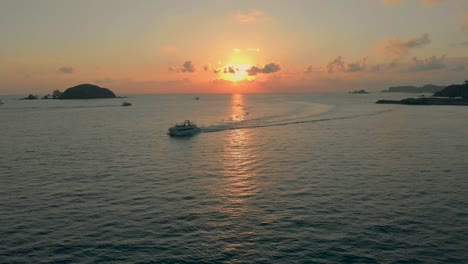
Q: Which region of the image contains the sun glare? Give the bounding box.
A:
[221,64,252,82]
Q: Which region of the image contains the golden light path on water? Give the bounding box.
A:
[222,94,257,209]
[219,94,260,252]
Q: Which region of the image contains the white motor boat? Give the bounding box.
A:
[168,120,201,136]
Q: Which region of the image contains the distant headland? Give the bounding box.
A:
[20,84,118,100]
[382,84,445,93]
[377,81,468,105]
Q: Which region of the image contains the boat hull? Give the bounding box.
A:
[168,127,201,136]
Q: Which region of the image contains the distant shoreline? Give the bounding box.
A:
[381,84,445,93]
[376,97,468,106]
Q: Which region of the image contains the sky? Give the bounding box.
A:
[1,0,468,94]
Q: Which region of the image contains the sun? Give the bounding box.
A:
[221,63,252,82]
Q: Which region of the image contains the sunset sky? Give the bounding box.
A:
[1,0,468,94]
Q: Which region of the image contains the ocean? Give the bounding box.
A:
[1,93,467,263]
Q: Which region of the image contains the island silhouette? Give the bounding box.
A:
[382,84,445,93]
[377,81,468,105]
[59,84,116,99]
[19,84,118,100]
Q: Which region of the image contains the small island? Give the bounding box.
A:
[19,94,39,100]
[59,84,116,99]
[349,90,369,94]
[377,81,468,105]
[18,84,117,100]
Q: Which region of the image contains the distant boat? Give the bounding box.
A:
[168,120,201,136]
[195,97,199,100]
[121,101,132,106]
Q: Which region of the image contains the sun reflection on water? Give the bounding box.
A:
[220,94,258,212]
[229,93,249,122]
[200,94,262,254]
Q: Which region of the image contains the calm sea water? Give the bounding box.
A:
[1,93,467,263]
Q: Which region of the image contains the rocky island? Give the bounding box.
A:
[19,94,39,100]
[349,90,369,94]
[377,81,468,105]
[59,84,116,99]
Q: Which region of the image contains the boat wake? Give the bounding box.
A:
[200,109,393,133]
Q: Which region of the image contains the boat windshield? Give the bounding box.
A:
[175,120,194,127]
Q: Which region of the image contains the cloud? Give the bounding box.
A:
[246,66,262,76]
[383,33,431,57]
[263,63,281,73]
[326,56,368,73]
[347,57,368,72]
[326,56,346,73]
[168,61,197,73]
[233,10,264,23]
[409,55,447,71]
[304,65,314,74]
[57,66,74,74]
[223,66,237,74]
[246,63,281,76]
[459,12,468,33]
[182,61,195,72]
[210,66,240,74]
